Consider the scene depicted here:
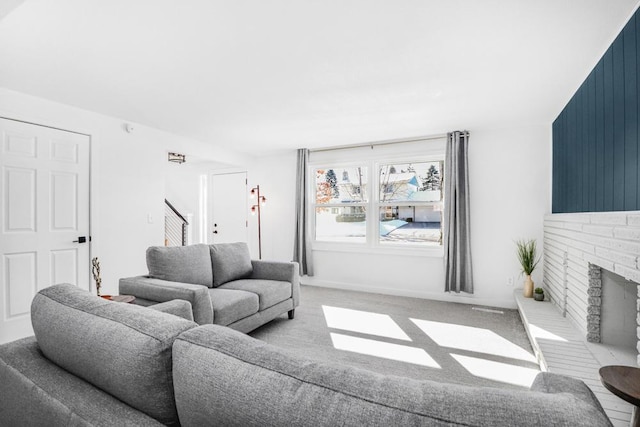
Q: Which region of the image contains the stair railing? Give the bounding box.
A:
[165,199,189,246]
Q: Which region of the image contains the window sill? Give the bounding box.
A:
[312,241,444,258]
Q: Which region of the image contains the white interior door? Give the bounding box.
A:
[0,118,90,344]
[210,172,248,244]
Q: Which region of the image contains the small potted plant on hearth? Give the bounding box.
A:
[516,239,540,298]
[533,287,544,301]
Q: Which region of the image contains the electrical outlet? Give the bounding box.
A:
[507,276,514,287]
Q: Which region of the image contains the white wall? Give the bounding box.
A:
[469,125,551,307]
[250,125,551,308]
[0,87,249,295]
[246,151,298,261]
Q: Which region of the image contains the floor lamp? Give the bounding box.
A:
[250,185,267,259]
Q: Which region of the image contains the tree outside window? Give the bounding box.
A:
[312,160,443,246]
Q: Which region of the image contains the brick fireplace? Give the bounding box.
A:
[543,211,640,365]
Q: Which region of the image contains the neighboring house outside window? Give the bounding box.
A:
[312,160,443,247]
[315,167,368,243]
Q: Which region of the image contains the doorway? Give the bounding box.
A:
[209,172,248,244]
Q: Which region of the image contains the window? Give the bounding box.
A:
[311,159,443,247]
[314,167,368,243]
[378,161,443,246]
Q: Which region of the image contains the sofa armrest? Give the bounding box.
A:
[149,300,194,322]
[119,276,213,324]
[250,260,300,306]
[530,372,608,412]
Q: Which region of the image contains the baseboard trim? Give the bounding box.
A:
[300,277,517,309]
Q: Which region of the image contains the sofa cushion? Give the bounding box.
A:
[208,288,259,325]
[0,336,163,426]
[147,244,212,287]
[31,284,197,426]
[210,242,253,287]
[219,279,292,310]
[172,325,613,427]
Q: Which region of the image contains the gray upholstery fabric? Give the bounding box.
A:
[0,337,163,427]
[250,260,300,306]
[210,242,253,287]
[147,244,213,287]
[220,279,291,310]
[149,299,194,321]
[173,325,612,427]
[208,288,258,325]
[531,372,609,408]
[121,247,299,331]
[119,276,213,324]
[31,284,197,426]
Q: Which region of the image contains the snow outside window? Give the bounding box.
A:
[312,160,443,247]
[378,161,443,246]
[315,167,368,243]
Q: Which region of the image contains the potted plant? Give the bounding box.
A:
[534,287,544,301]
[516,239,540,298]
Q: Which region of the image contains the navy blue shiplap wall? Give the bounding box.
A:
[553,9,640,213]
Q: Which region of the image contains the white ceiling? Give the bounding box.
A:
[1,0,639,155]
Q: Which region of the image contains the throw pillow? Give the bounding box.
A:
[210,242,253,287]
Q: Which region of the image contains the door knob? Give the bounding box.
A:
[73,236,87,243]
[213,230,218,234]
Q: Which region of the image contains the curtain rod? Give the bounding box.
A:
[309,134,448,153]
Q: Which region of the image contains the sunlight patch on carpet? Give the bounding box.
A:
[410,319,536,363]
[322,305,411,341]
[451,354,539,387]
[330,333,441,368]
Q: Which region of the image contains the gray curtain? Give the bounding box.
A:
[444,131,473,293]
[293,148,314,276]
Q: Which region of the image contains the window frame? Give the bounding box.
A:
[309,154,445,256]
[311,162,369,245]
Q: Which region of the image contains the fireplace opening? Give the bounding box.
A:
[600,269,638,352]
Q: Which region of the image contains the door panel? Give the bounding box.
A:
[210,172,248,244]
[50,249,78,286]
[5,167,36,231]
[5,252,36,318]
[51,138,79,163]
[0,118,90,344]
[51,172,77,230]
[4,131,36,157]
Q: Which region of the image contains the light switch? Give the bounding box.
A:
[147,214,154,224]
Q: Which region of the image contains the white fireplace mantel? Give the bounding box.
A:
[543,211,640,364]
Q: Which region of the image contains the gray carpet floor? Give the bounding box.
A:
[250,285,540,390]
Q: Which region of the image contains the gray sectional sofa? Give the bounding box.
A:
[0,284,613,426]
[119,242,299,332]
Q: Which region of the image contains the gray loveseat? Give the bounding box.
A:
[0,284,612,426]
[119,242,299,332]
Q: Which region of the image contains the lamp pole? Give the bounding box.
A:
[250,185,266,259]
